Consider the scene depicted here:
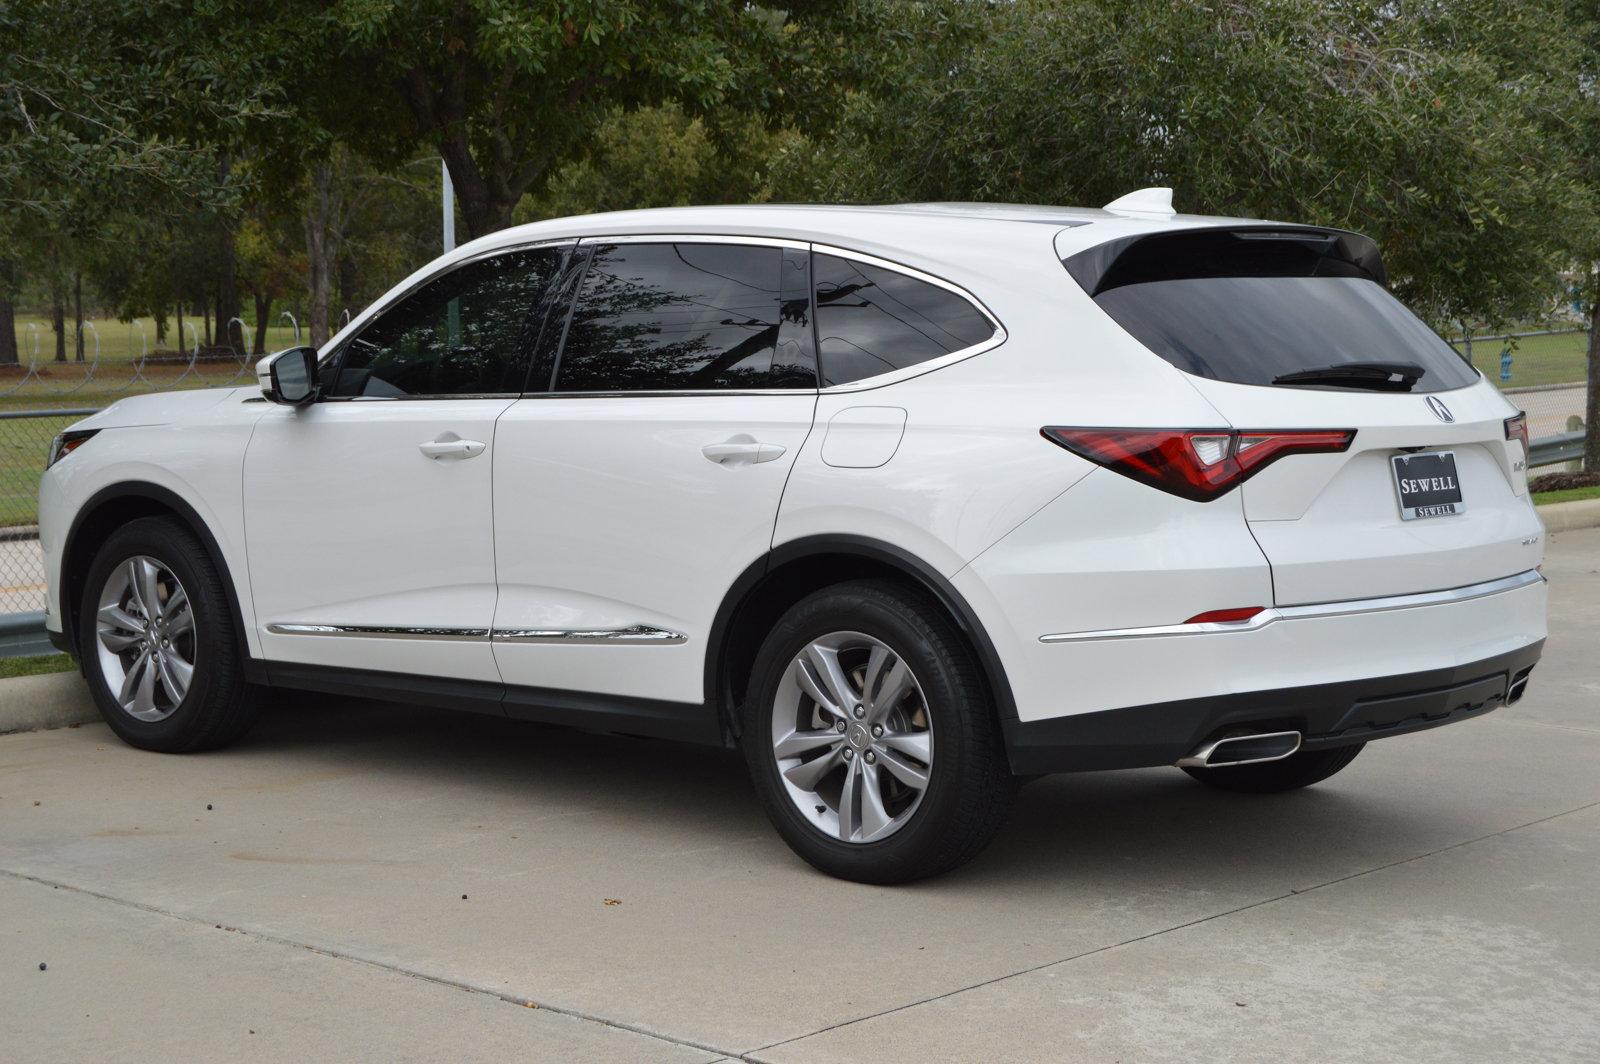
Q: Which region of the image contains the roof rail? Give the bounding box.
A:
[1102,187,1175,218]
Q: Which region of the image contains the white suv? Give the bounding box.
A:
[40,195,1548,883]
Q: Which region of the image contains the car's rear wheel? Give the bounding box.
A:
[1180,743,1365,793]
[741,580,1014,884]
[79,516,260,752]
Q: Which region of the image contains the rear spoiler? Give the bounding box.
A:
[1062,225,1386,297]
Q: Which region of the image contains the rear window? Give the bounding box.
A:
[1069,229,1478,394]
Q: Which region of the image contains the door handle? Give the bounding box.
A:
[419,434,486,460]
[702,437,785,467]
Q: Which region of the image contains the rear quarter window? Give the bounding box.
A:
[813,253,996,387]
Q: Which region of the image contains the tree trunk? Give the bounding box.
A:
[176,302,186,354]
[73,272,84,361]
[1584,297,1600,473]
[51,296,65,362]
[203,301,212,348]
[0,298,16,367]
[440,139,518,240]
[0,259,17,366]
[304,161,346,348]
[252,291,272,355]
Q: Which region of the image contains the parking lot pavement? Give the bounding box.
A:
[2,530,1597,1064]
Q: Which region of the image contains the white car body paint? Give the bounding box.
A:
[820,407,907,469]
[40,202,1546,754]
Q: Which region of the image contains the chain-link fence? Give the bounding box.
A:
[0,328,1591,632]
[1453,328,1591,449]
[0,409,100,620]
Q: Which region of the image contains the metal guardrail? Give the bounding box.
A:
[1529,430,1587,468]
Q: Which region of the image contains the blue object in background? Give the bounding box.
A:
[1499,347,1513,382]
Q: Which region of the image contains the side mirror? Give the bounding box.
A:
[257,347,320,406]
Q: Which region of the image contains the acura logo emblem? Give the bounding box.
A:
[1426,396,1454,423]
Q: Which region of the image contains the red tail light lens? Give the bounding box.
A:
[1504,412,1529,459]
[1041,427,1354,501]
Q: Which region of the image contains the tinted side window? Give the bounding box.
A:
[812,253,996,387]
[556,242,810,392]
[331,246,564,398]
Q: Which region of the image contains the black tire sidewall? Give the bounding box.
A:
[79,519,233,749]
[742,582,1002,882]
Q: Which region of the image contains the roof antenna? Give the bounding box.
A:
[1102,187,1175,218]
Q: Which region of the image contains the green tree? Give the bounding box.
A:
[807,0,1591,329]
[307,1,862,239]
[1563,1,1600,470]
[515,102,804,220]
[2,0,284,362]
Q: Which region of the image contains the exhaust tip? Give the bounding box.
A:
[1178,730,1302,769]
[1506,667,1534,706]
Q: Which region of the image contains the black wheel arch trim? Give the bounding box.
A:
[60,481,259,679]
[705,534,1018,735]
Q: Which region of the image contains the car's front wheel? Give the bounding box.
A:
[79,516,260,752]
[741,580,1014,884]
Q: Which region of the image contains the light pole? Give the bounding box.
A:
[442,159,456,254]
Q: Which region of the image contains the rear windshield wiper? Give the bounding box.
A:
[1271,361,1425,392]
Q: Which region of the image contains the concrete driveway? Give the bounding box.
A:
[4,530,1598,1063]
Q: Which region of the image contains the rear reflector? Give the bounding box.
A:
[1041,427,1354,501]
[1184,606,1267,625]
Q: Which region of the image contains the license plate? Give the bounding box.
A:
[1391,450,1464,520]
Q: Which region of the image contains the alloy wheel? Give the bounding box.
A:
[94,555,197,722]
[770,631,934,844]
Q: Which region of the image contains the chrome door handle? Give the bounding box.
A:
[702,438,785,467]
[419,435,486,460]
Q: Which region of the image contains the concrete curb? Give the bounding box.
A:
[1539,497,1600,533]
[0,670,97,736]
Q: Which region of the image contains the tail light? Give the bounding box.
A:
[1504,412,1529,460]
[1041,427,1354,501]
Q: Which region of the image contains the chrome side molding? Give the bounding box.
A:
[1040,569,1545,644]
[491,625,686,645]
[266,623,491,640]
[267,622,686,645]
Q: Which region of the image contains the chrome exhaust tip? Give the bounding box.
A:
[1178,730,1303,769]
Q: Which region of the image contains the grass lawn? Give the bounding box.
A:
[1450,329,1589,390]
[0,653,74,678]
[0,410,105,527]
[12,313,303,364]
[1533,485,1600,506]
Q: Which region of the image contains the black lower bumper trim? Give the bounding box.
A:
[262,660,722,746]
[47,626,73,656]
[1003,641,1544,775]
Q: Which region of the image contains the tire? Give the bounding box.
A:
[740,579,1014,884]
[78,516,261,753]
[1181,742,1365,794]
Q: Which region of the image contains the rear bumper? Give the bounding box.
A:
[1004,639,1542,774]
